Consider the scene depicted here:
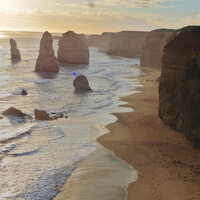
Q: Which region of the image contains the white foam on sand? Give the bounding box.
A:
[52,114,138,200]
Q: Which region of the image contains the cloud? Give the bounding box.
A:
[99,0,182,8]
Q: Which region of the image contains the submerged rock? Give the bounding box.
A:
[159,26,200,146]
[73,75,92,91]
[10,39,21,60]
[57,31,89,64]
[140,29,176,68]
[35,31,59,73]
[2,107,27,117]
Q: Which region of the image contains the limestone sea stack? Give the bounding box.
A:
[10,39,21,60]
[107,31,149,58]
[57,31,89,64]
[159,26,200,146]
[140,29,176,68]
[35,31,59,73]
[73,75,92,91]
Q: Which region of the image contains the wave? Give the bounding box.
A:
[7,148,40,157]
[0,123,36,143]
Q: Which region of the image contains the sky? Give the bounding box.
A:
[0,0,199,34]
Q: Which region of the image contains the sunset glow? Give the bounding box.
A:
[0,0,200,34]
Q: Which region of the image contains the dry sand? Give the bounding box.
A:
[98,66,200,200]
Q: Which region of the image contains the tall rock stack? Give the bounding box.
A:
[35,31,59,73]
[159,26,200,146]
[10,39,21,60]
[140,29,176,68]
[57,31,89,64]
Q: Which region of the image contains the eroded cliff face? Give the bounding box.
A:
[107,31,149,58]
[35,31,59,73]
[57,31,89,64]
[86,34,100,47]
[99,31,149,58]
[159,26,200,146]
[140,29,176,68]
[99,32,114,53]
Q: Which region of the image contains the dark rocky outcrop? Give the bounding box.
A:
[34,109,66,120]
[107,31,149,58]
[140,29,176,68]
[35,31,59,73]
[2,107,26,117]
[159,26,200,146]
[73,75,92,91]
[57,31,89,64]
[13,88,28,95]
[10,39,21,60]
[34,109,51,120]
[21,89,28,95]
[86,34,100,47]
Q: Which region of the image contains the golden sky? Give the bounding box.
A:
[0,0,200,34]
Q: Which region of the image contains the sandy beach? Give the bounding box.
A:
[98,66,200,200]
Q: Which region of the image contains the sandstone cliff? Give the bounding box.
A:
[99,32,114,53]
[57,31,89,64]
[159,26,200,146]
[140,29,176,68]
[86,34,100,47]
[35,31,59,73]
[10,39,21,60]
[108,31,149,58]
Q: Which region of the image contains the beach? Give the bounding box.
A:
[98,66,200,200]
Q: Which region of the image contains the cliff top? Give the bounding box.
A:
[165,26,200,51]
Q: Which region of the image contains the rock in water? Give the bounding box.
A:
[34,109,66,120]
[34,109,51,120]
[159,26,200,146]
[57,31,89,64]
[73,75,92,91]
[21,89,28,95]
[35,31,59,73]
[2,107,26,117]
[10,39,21,60]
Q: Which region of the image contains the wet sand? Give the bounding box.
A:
[98,66,200,200]
[53,114,138,200]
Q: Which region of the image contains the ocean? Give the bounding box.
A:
[0,31,142,199]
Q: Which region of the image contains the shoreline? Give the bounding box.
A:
[52,114,137,200]
[98,66,200,200]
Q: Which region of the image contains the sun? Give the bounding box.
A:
[0,34,6,39]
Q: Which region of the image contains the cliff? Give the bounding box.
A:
[159,26,200,146]
[140,29,176,68]
[99,32,114,53]
[10,39,21,60]
[86,34,100,47]
[57,31,89,64]
[35,31,59,73]
[107,31,149,58]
